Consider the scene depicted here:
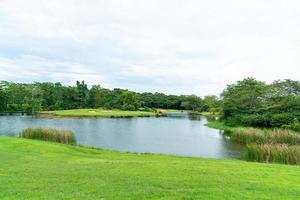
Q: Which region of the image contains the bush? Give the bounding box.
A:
[240,114,270,127]
[244,144,300,165]
[282,118,300,132]
[121,104,136,111]
[270,113,295,127]
[21,128,76,145]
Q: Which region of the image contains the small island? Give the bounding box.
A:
[38,108,162,118]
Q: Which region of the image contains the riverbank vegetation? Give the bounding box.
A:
[1,136,300,199]
[220,78,300,131]
[21,127,76,145]
[244,144,300,165]
[232,128,300,145]
[203,78,300,165]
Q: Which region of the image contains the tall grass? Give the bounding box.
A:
[244,144,300,165]
[232,128,300,145]
[21,128,76,145]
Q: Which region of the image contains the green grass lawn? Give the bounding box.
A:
[1,137,300,199]
[205,121,237,133]
[38,108,159,118]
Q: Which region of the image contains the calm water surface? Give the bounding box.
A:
[0,113,243,159]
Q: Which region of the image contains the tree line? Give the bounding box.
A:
[1,78,299,131]
[0,80,219,113]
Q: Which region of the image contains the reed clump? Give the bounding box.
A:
[231,128,267,144]
[21,127,76,145]
[244,144,300,165]
[232,128,300,145]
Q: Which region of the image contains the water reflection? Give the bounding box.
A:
[0,113,243,159]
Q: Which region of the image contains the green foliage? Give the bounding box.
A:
[220,78,300,130]
[270,113,295,127]
[221,78,268,119]
[179,95,202,111]
[120,91,141,110]
[0,90,7,112]
[0,80,209,112]
[283,118,300,132]
[240,114,270,127]
[21,128,76,145]
[203,95,220,113]
[244,144,300,165]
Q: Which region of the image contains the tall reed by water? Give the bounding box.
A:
[232,128,300,145]
[244,144,300,165]
[21,128,76,145]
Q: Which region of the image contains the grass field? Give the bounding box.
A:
[1,136,300,199]
[38,108,159,118]
[205,121,237,134]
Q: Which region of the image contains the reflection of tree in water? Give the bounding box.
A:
[187,113,202,121]
[218,130,244,159]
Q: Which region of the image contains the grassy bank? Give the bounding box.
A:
[38,108,160,118]
[205,121,236,134]
[1,137,300,199]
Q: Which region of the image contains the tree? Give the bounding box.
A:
[89,85,102,108]
[180,95,202,111]
[76,80,89,108]
[221,78,268,119]
[0,89,6,112]
[203,95,219,114]
[120,91,141,110]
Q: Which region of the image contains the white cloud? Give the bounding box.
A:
[0,0,300,95]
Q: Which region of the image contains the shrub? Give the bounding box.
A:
[21,128,76,145]
[240,114,270,127]
[121,104,136,111]
[270,113,295,127]
[282,118,300,132]
[244,144,300,165]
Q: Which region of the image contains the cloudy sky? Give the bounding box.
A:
[0,0,300,96]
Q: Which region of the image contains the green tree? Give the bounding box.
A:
[120,91,141,110]
[0,89,6,112]
[203,95,219,113]
[180,95,202,111]
[220,78,269,126]
[76,80,89,108]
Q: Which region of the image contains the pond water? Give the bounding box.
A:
[0,112,243,159]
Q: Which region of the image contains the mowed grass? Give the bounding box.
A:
[39,108,158,118]
[1,137,300,199]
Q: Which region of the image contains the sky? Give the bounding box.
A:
[0,0,300,96]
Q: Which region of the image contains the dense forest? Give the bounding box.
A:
[0,80,218,113]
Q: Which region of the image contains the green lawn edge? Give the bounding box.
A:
[38,108,161,118]
[1,136,300,199]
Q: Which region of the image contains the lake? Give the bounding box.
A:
[0,112,243,159]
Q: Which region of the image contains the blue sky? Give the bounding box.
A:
[0,0,300,96]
